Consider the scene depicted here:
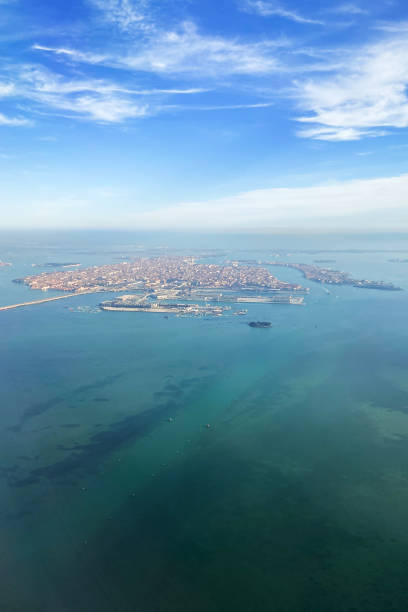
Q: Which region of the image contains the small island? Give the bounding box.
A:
[32,262,81,268]
[248,321,272,328]
[267,262,402,291]
[314,259,336,264]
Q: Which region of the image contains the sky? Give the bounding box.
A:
[1,0,408,231]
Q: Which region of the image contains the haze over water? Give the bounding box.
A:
[1,230,408,612]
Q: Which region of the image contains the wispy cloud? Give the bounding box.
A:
[28,57,209,95]
[1,56,274,125]
[376,21,408,33]
[34,21,284,77]
[41,93,148,122]
[242,1,323,25]
[6,2,408,140]
[333,3,367,15]
[88,0,153,32]
[0,112,31,126]
[162,102,274,112]
[0,63,211,124]
[295,37,408,141]
[32,44,108,65]
[0,82,14,96]
[122,22,283,75]
[16,66,149,122]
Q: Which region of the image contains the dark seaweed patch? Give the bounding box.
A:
[5,509,32,521]
[0,465,19,479]
[26,400,179,481]
[9,476,39,487]
[10,376,207,485]
[13,373,123,430]
[20,398,64,424]
[163,382,181,393]
[336,343,408,414]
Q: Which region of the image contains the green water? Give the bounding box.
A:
[1,232,408,611]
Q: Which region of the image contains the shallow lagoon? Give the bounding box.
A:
[1,232,408,611]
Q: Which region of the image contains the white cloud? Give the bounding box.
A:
[7,64,213,124]
[32,44,108,65]
[333,3,367,15]
[12,62,272,122]
[124,21,281,75]
[12,66,149,122]
[14,7,408,142]
[0,112,31,126]
[122,174,408,230]
[295,37,408,140]
[242,1,323,25]
[190,102,273,110]
[88,0,152,32]
[162,102,274,112]
[51,94,148,122]
[0,82,14,96]
[15,66,212,123]
[376,21,408,33]
[31,52,210,95]
[297,126,388,141]
[297,126,369,141]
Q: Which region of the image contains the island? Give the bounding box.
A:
[16,256,305,295]
[32,262,81,268]
[248,321,272,328]
[267,262,402,291]
[314,259,336,264]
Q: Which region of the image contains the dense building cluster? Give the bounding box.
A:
[19,256,302,293]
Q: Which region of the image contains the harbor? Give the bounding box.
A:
[100,299,234,317]
[100,290,304,315]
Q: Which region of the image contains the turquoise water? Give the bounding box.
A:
[1,232,408,611]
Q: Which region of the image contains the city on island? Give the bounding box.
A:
[3,256,400,315]
[12,256,306,314]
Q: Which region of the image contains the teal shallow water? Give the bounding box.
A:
[1,232,408,611]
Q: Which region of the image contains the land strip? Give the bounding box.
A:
[0,292,94,311]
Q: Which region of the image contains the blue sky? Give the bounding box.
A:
[1,0,408,230]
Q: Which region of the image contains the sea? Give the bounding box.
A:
[1,230,408,612]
